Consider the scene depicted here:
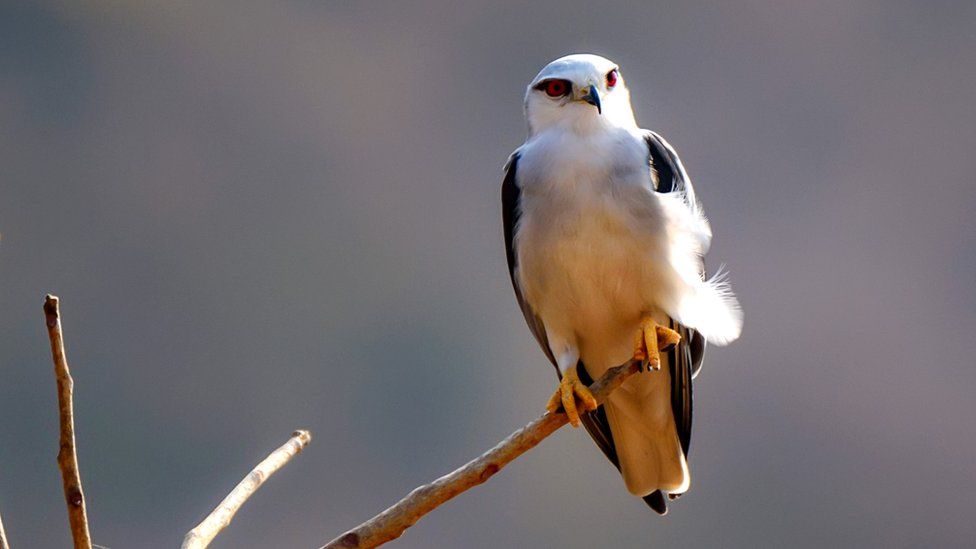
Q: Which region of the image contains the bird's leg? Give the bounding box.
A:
[633,316,681,371]
[546,367,597,428]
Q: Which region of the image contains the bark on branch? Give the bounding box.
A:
[321,360,641,549]
[44,295,92,549]
[181,429,313,549]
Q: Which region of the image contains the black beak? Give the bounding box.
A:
[583,84,602,114]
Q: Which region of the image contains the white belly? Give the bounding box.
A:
[516,182,671,374]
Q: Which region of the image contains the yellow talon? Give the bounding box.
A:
[633,316,681,371]
[546,367,597,427]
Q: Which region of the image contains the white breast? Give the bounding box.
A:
[514,128,675,370]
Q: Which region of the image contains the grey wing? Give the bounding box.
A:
[501,153,558,372]
[645,130,707,378]
[647,133,707,512]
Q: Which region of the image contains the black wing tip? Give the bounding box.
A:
[643,490,669,515]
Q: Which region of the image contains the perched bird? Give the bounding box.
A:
[501,54,742,514]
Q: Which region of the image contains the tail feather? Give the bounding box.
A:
[602,369,689,498]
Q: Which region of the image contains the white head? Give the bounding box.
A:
[524,54,638,136]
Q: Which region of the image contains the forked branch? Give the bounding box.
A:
[321,360,641,549]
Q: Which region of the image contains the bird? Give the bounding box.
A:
[501,53,742,514]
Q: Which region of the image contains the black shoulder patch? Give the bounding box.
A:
[646,134,676,193]
[502,154,557,368]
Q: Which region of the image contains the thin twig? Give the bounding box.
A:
[0,504,10,549]
[182,429,313,549]
[44,295,92,549]
[321,360,641,549]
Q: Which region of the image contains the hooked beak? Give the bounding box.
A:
[581,84,602,114]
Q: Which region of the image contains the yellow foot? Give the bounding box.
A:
[633,316,682,371]
[545,367,597,428]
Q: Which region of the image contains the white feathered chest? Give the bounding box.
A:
[513,128,677,365]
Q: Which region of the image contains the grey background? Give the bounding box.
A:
[2,1,974,547]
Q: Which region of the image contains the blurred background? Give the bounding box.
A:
[1,1,974,547]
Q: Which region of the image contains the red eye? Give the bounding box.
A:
[606,69,618,88]
[544,79,569,97]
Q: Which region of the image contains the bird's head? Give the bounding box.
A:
[524,54,637,136]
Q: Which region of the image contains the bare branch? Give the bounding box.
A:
[44,295,92,549]
[321,360,641,549]
[182,429,313,549]
[0,504,10,549]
